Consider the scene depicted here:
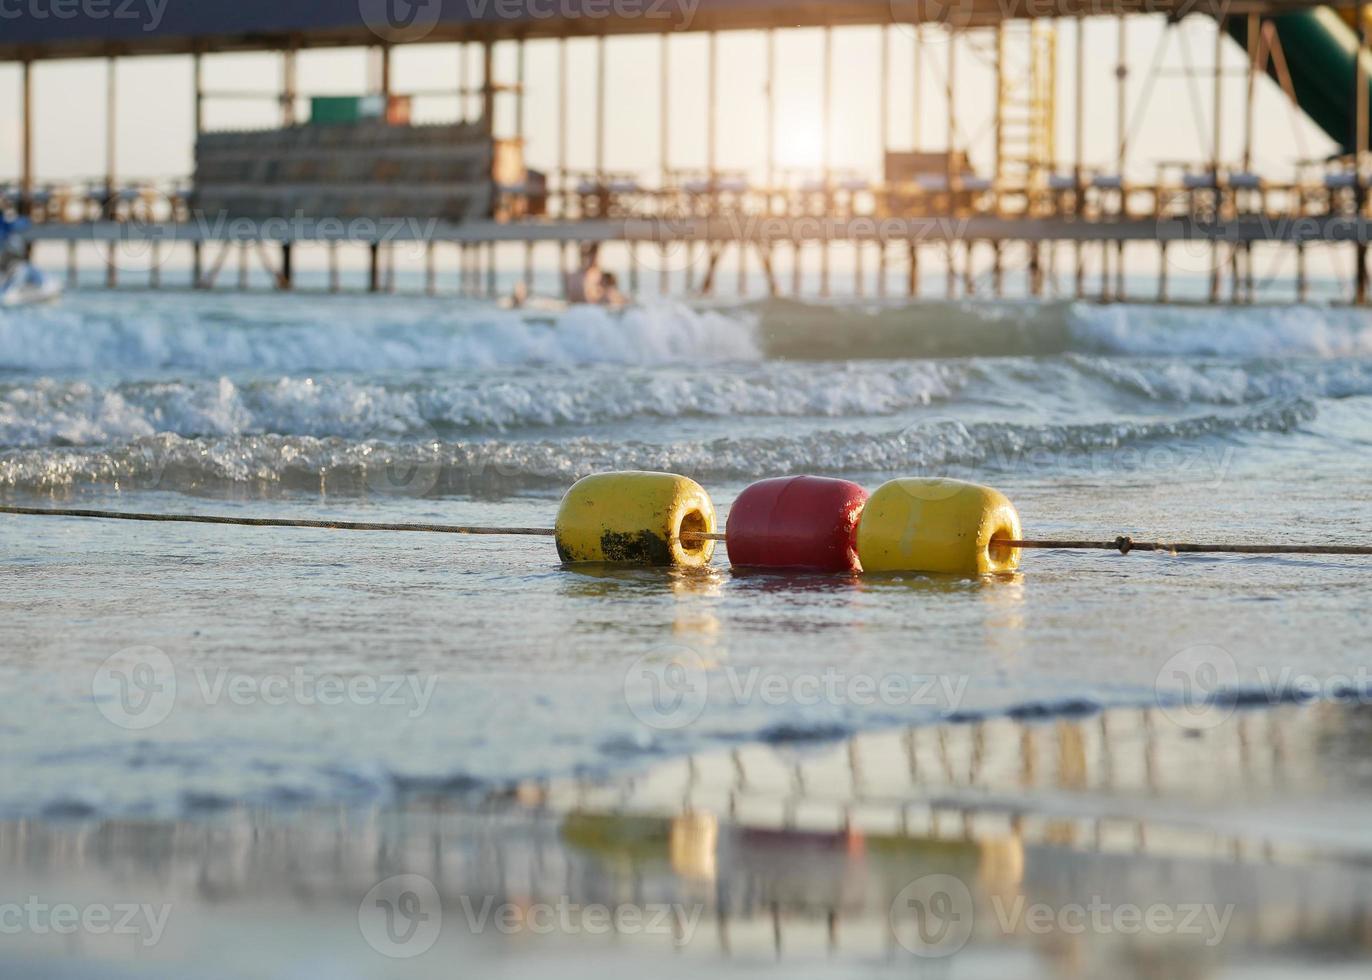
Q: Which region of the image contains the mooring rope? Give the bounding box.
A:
[0,505,556,538]
[0,505,1368,557]
[996,536,1372,557]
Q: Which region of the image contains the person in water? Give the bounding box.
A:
[0,217,27,278]
[599,271,626,308]
[564,243,605,304]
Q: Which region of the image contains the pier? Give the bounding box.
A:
[5,1,1372,302]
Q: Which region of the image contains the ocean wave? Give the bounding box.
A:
[752,298,1372,360]
[0,363,964,447]
[0,297,760,375]
[0,400,1315,494]
[1053,354,1372,406]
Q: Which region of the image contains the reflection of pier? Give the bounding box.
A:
[9,3,1372,301]
[3,702,1372,973]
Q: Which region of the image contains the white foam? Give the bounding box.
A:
[1069,302,1372,358]
[0,295,761,376]
[0,362,962,448]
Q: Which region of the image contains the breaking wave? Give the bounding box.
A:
[0,400,1315,494]
[0,298,761,375]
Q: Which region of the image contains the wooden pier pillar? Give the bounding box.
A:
[1357,243,1369,305]
[596,35,607,181]
[765,28,776,210]
[238,241,249,290]
[486,241,497,298]
[515,38,526,145]
[963,240,975,297]
[481,41,495,138]
[525,240,536,295]
[1209,241,1221,304]
[281,44,298,127]
[105,56,118,287]
[19,60,33,217]
[192,242,203,289]
[1114,241,1125,300]
[822,24,833,195]
[280,242,293,290]
[150,241,161,289]
[991,241,1003,297]
[1244,242,1255,302]
[104,56,117,221]
[1234,240,1245,301]
[907,242,918,297]
[1296,242,1307,302]
[369,242,381,293]
[1027,242,1042,298]
[877,243,888,298]
[559,38,569,217]
[1158,243,1169,302]
[67,240,78,288]
[708,30,718,182]
[426,241,437,296]
[193,49,204,135]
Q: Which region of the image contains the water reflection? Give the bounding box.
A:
[4,702,1372,977]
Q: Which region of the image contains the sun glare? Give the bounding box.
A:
[775,118,825,170]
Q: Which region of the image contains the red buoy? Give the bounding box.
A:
[725,476,869,572]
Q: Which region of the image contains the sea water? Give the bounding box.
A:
[0,290,1370,822]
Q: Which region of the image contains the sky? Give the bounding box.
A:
[0,14,1339,190]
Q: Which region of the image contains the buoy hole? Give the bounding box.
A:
[679,510,708,556]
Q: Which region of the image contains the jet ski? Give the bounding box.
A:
[0,261,63,309]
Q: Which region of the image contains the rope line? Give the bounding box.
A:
[0,505,555,538]
[0,506,1367,557]
[998,537,1372,557]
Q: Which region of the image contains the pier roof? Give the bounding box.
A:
[0,0,1337,62]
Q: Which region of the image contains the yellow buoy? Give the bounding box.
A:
[855,478,1022,576]
[554,471,716,567]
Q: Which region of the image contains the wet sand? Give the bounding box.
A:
[5,699,1372,979]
